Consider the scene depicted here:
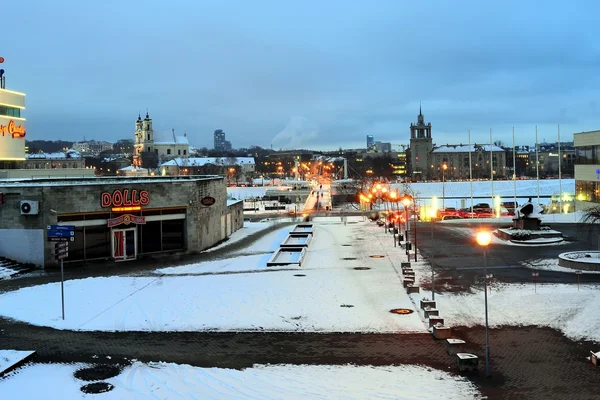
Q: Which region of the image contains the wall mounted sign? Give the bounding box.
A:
[0,120,26,138]
[101,189,149,208]
[200,196,216,206]
[107,214,146,228]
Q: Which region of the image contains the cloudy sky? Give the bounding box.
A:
[3,0,599,150]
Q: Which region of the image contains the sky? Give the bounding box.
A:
[3,0,600,151]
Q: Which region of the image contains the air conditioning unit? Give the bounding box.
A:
[20,200,39,215]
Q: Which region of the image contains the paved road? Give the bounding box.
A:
[408,220,600,287]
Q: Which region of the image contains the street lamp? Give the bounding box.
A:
[389,190,399,246]
[442,163,448,211]
[429,208,436,300]
[476,230,492,378]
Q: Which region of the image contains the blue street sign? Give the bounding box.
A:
[47,230,74,238]
[47,225,75,231]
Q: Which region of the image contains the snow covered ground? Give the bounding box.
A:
[0,350,34,374]
[408,255,600,343]
[201,220,278,253]
[0,361,483,400]
[0,217,425,333]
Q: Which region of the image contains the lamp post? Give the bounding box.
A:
[476,231,492,378]
[442,163,448,211]
[429,208,436,300]
[389,190,398,246]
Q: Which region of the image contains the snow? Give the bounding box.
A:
[0,350,34,374]
[412,283,600,343]
[0,362,483,400]
[520,258,600,274]
[161,157,255,167]
[391,178,574,209]
[0,218,426,333]
[559,251,600,264]
[0,266,18,279]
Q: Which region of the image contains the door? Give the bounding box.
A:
[112,228,137,262]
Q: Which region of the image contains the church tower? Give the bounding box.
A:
[133,111,154,166]
[409,104,433,180]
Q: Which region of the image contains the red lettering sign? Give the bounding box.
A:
[0,120,26,138]
[101,192,111,207]
[101,189,150,208]
[139,191,149,206]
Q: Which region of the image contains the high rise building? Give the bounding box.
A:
[366,135,374,150]
[214,129,226,151]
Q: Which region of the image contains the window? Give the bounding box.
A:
[183,150,187,155]
[147,134,150,140]
[167,149,171,155]
[178,149,181,155]
[0,106,21,118]
[148,147,152,153]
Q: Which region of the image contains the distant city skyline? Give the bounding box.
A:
[3,0,599,151]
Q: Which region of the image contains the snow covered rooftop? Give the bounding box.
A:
[119,166,147,171]
[161,157,256,167]
[153,130,189,145]
[26,150,82,160]
[0,175,222,187]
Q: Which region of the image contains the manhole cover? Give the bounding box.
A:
[369,255,385,259]
[80,382,115,394]
[74,365,121,381]
[293,274,306,277]
[340,304,354,308]
[342,257,357,260]
[353,267,371,271]
[341,244,352,247]
[389,308,414,315]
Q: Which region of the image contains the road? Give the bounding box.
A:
[410,220,600,287]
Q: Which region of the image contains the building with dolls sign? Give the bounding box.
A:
[0,176,243,267]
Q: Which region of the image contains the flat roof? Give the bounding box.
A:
[0,175,223,188]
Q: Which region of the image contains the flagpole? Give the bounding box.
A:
[558,124,562,213]
[468,129,474,217]
[490,128,494,215]
[536,125,540,204]
[512,127,517,210]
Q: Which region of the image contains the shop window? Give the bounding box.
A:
[140,221,161,253]
[162,219,185,251]
[85,226,111,259]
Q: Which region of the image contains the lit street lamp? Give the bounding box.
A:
[476,230,492,378]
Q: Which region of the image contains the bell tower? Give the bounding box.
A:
[409,104,433,181]
[133,111,154,166]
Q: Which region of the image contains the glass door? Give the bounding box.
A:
[112,228,137,262]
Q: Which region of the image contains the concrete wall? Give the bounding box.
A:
[0,169,94,179]
[227,200,244,233]
[0,229,44,266]
[574,130,600,147]
[0,176,228,267]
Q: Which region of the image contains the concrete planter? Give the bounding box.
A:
[420,299,436,310]
[406,285,420,294]
[429,316,444,328]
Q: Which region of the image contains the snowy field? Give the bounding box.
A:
[0,217,425,333]
[408,258,600,343]
[0,361,483,400]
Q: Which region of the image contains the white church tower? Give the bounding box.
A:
[133,111,154,166]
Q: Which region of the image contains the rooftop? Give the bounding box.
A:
[161,157,255,167]
[0,175,223,188]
